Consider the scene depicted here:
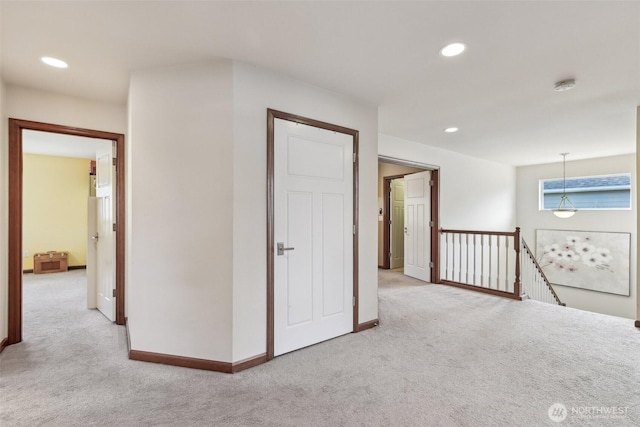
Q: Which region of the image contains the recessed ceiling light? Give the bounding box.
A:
[444,127,459,133]
[41,56,68,69]
[554,78,576,92]
[440,43,466,57]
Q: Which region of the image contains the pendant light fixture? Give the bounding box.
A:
[553,153,577,218]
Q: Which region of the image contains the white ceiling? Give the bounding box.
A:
[2,1,638,166]
[23,130,111,160]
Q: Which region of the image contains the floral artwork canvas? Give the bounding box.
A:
[535,229,630,296]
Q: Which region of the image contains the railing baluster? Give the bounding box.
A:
[452,233,456,281]
[524,253,528,297]
[505,236,510,291]
[451,232,455,281]
[465,234,469,284]
[458,233,462,283]
[488,235,493,288]
[450,232,454,281]
[451,233,455,281]
[528,253,531,297]
[444,232,448,280]
[473,234,477,284]
[480,235,484,287]
[496,235,501,290]
[530,259,535,299]
[442,232,446,280]
[451,233,454,282]
[445,232,448,280]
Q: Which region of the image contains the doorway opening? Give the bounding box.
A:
[21,130,115,340]
[378,156,440,284]
[7,119,126,346]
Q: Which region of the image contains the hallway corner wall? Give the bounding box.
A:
[128,60,235,362]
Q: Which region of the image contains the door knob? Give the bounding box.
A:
[91,233,99,242]
[277,242,295,256]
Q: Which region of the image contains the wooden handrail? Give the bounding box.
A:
[440,228,518,237]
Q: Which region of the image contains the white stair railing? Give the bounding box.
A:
[439,228,521,300]
[520,239,565,306]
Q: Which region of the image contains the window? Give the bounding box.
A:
[540,173,631,210]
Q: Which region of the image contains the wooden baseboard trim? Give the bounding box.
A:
[129,349,268,374]
[356,319,379,332]
[0,337,8,353]
[439,280,521,300]
[22,265,85,274]
[125,318,131,352]
[231,353,267,373]
[635,320,640,328]
[129,349,233,373]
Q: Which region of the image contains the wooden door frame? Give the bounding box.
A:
[7,119,126,345]
[379,158,440,283]
[266,109,359,361]
[382,174,407,270]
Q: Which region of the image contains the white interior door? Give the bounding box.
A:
[390,178,405,269]
[87,197,98,309]
[274,118,353,357]
[404,171,431,282]
[95,143,116,321]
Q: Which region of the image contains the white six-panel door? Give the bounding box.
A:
[274,118,353,356]
[87,197,98,309]
[404,171,431,282]
[95,143,116,321]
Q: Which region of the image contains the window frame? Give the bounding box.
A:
[539,172,632,211]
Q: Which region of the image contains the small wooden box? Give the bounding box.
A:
[34,251,69,274]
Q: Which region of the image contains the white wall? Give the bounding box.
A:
[379,134,517,232]
[517,154,636,319]
[0,85,126,345]
[128,61,235,361]
[5,85,126,133]
[231,62,379,361]
[637,106,640,322]
[0,78,7,341]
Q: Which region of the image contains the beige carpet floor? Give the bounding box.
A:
[1,269,639,426]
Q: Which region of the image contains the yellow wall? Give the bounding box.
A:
[23,154,90,270]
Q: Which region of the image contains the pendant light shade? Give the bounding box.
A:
[552,153,577,218]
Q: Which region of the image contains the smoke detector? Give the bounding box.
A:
[554,79,576,92]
